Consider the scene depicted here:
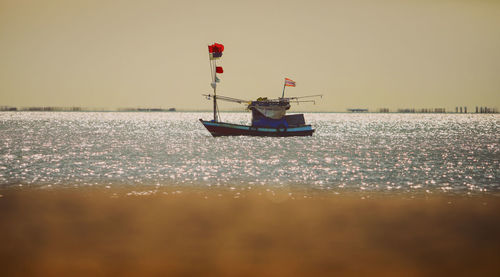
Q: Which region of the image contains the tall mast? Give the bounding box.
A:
[208,43,224,122]
[213,60,217,122]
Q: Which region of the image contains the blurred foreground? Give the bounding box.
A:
[0,188,499,276]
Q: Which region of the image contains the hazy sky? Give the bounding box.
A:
[1,0,499,111]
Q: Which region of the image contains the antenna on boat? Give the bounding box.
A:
[208,43,224,122]
[282,78,296,99]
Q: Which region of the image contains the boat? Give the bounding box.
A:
[199,43,321,137]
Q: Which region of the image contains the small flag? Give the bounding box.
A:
[212,43,224,53]
[208,43,224,54]
[216,66,223,73]
[215,76,220,83]
[284,78,296,87]
[208,43,224,59]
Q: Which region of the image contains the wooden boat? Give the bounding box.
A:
[199,43,320,137]
[199,120,315,137]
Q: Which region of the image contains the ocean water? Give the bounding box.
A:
[0,112,498,195]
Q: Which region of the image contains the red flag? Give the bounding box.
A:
[213,43,224,52]
[284,78,296,87]
[209,43,224,53]
[216,66,223,73]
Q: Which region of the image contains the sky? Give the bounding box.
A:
[1,0,499,111]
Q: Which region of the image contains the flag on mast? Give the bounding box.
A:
[284,78,296,87]
[208,43,224,60]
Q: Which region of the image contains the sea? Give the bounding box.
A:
[1,112,498,195]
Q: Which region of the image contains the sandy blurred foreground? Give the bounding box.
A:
[0,189,499,277]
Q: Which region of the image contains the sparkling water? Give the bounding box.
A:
[1,112,498,194]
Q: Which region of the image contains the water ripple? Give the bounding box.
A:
[0,112,498,194]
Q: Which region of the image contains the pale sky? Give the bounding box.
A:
[1,0,499,111]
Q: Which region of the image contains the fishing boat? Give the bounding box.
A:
[199,43,321,137]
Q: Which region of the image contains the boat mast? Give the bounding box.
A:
[209,48,218,122]
[213,60,218,122]
[208,43,224,122]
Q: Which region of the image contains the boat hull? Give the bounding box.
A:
[199,119,314,137]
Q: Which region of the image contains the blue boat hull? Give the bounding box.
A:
[199,119,314,137]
